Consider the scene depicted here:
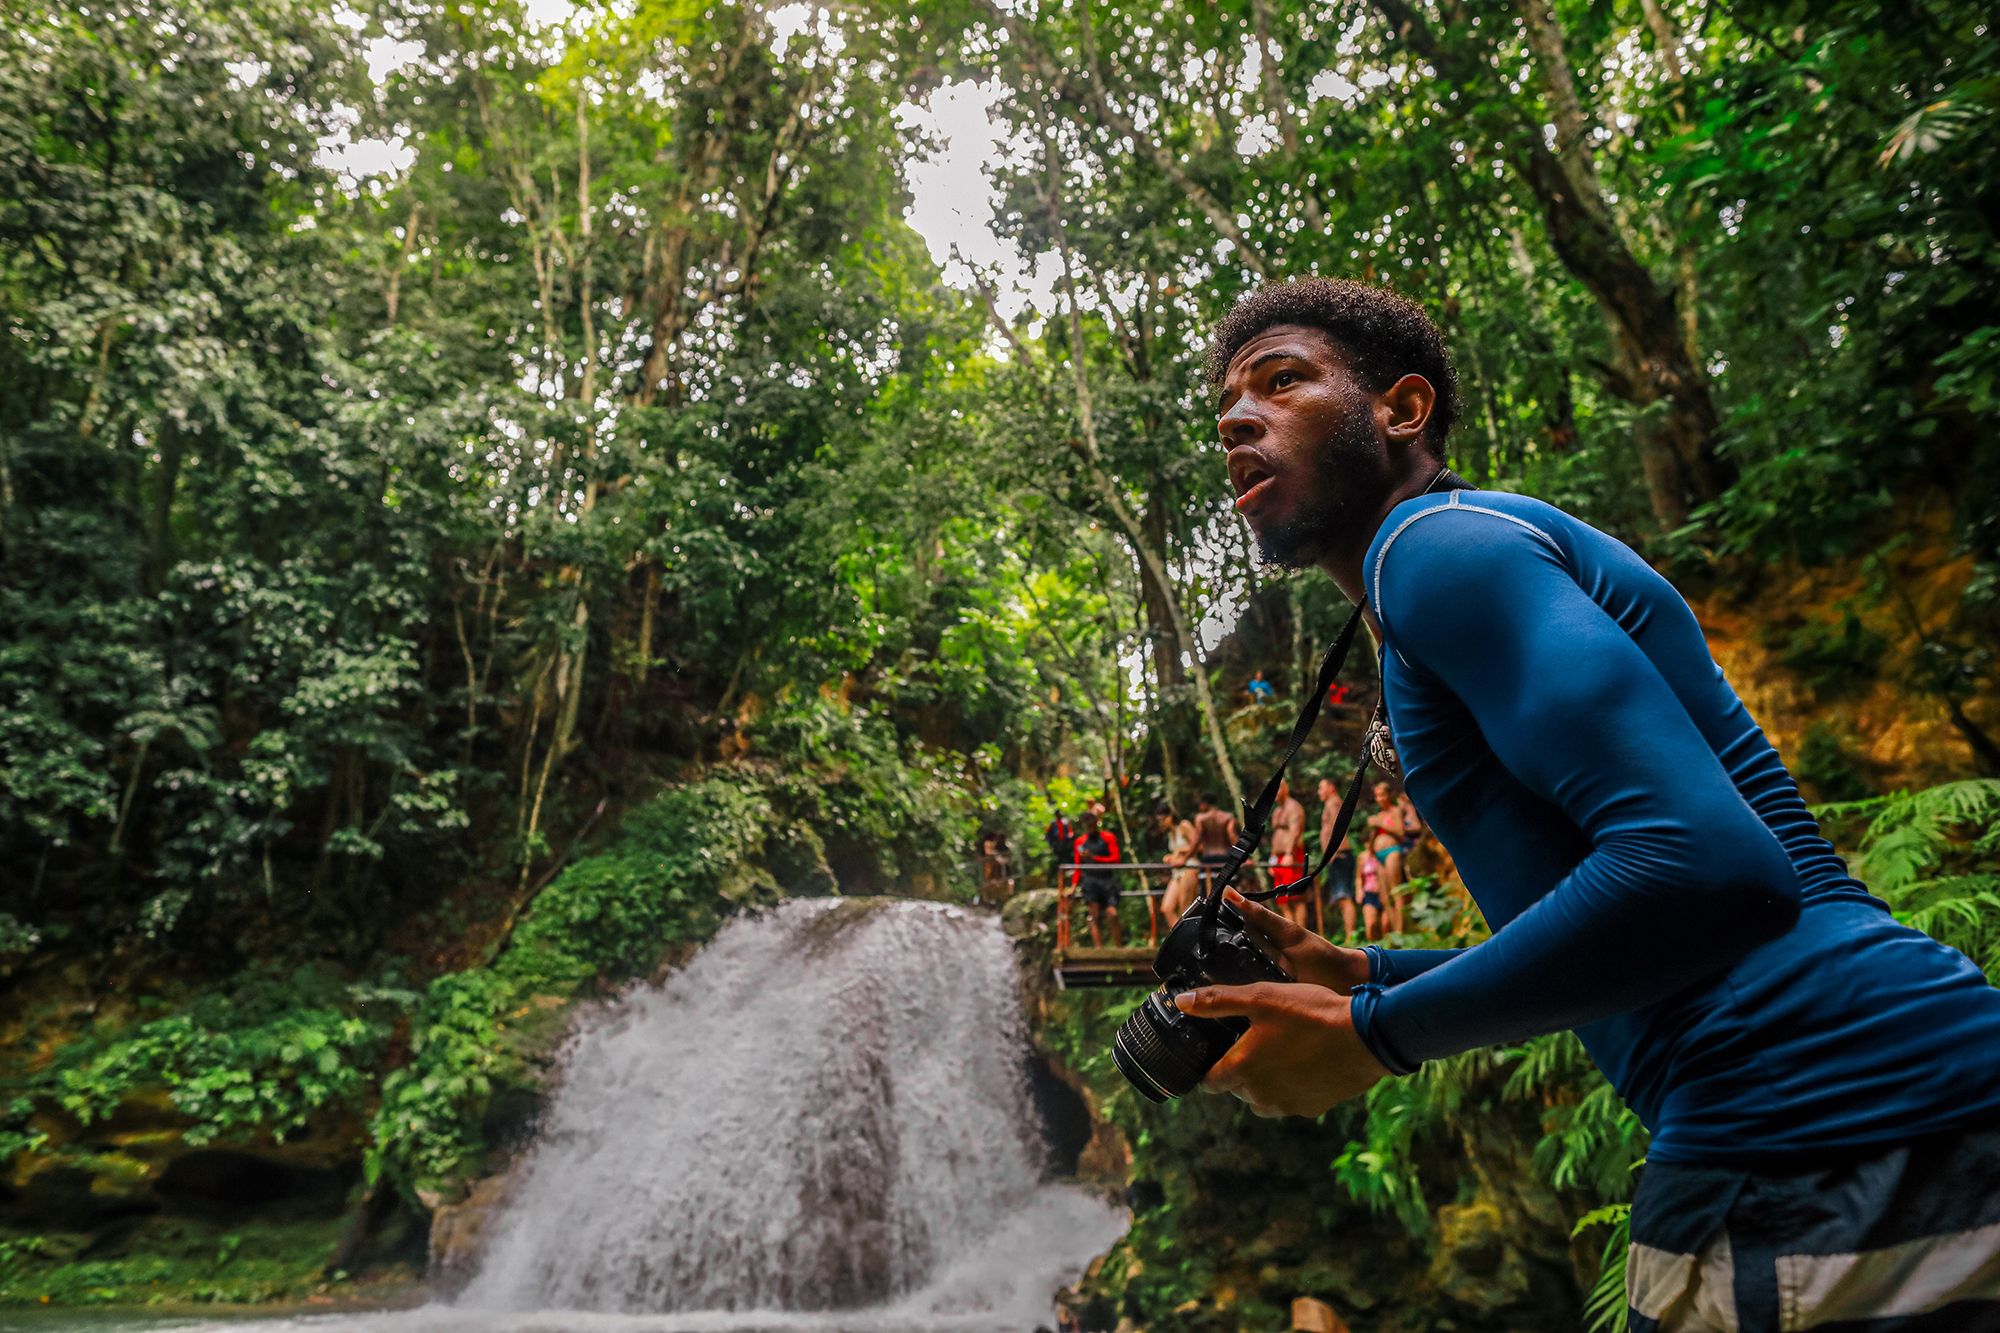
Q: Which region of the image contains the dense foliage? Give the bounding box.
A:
[3,0,1997,1320]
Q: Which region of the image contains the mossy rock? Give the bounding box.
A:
[1003,888,1059,941]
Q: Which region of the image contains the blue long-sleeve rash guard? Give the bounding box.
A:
[1346,489,2000,1164]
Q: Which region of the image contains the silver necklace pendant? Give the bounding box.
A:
[1366,700,1401,780]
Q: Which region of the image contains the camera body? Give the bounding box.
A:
[1112,898,1291,1103]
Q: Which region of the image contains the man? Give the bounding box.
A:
[1069,810,1122,948]
[1042,806,1074,888]
[1175,277,2000,1330]
[1192,791,1236,900]
[1316,775,1357,940]
[1268,778,1311,929]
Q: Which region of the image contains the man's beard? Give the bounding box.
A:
[1254,409,1386,571]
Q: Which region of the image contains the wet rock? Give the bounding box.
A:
[427,1172,513,1294]
[6,1153,158,1229]
[1428,1197,1520,1309]
[1026,1053,1097,1177]
[3,1088,364,1243]
[1003,889,1059,940]
[1243,1213,1310,1263]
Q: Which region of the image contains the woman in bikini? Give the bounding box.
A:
[1368,779,1424,934]
[1155,802,1200,927]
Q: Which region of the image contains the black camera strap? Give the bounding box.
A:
[1196,467,1470,942]
[1195,599,1369,930]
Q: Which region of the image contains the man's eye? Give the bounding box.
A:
[1272,370,1299,388]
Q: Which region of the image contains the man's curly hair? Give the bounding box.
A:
[1204,277,1462,448]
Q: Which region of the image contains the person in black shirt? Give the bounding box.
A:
[1042,808,1075,888]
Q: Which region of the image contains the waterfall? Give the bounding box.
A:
[460,897,1124,1320]
[176,898,1126,1333]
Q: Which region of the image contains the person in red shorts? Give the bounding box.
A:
[1268,778,1311,929]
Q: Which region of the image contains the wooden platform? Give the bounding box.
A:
[1053,946,1159,990]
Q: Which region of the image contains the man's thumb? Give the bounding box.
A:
[1174,982,1285,1019]
[1225,887,1301,941]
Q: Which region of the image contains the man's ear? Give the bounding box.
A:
[1379,373,1437,448]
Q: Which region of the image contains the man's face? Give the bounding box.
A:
[1317,778,1336,802]
[1216,324,1393,569]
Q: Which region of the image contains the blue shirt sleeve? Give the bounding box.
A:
[1364,946,1466,986]
[1348,511,1803,1074]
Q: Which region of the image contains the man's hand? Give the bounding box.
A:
[1224,888,1368,993]
[1173,982,1388,1117]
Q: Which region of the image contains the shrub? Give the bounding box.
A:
[41,966,400,1147]
[367,777,778,1193]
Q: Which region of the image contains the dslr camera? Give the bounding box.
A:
[1112,896,1290,1103]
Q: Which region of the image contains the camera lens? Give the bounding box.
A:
[1113,991,1245,1103]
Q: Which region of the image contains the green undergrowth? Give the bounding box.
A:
[368,777,783,1194]
[2,774,796,1305]
[0,1214,372,1306]
[1017,885,1622,1332]
[32,967,402,1152]
[1021,782,2000,1333]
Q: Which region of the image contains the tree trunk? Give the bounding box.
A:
[1139,500,1186,691]
[1508,0,1724,527]
[1945,698,2000,779]
[1374,0,1730,528]
[1249,0,1323,229]
[982,0,1269,278]
[1044,142,1244,809]
[322,1182,398,1279]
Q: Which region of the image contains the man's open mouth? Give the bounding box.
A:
[1229,454,1276,512]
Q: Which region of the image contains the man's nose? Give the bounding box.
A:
[1217,398,1262,444]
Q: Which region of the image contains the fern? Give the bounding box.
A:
[1827,779,2000,977]
[1533,1081,1648,1196]
[1330,778,1997,1314]
[1575,1201,1632,1333]
[1335,1050,1497,1234]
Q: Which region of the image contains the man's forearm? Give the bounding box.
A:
[1364,946,1466,987]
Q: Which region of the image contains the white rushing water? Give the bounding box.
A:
[156,898,1126,1333]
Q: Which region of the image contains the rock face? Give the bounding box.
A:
[1002,888,1134,1193]
[1687,519,1998,795]
[426,1173,513,1294]
[1427,1114,1586,1321]
[4,1095,357,1233]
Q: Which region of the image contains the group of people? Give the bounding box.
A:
[1153,776,1424,942]
[1025,772,1428,950]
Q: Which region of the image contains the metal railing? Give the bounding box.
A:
[1051,859,1309,949]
